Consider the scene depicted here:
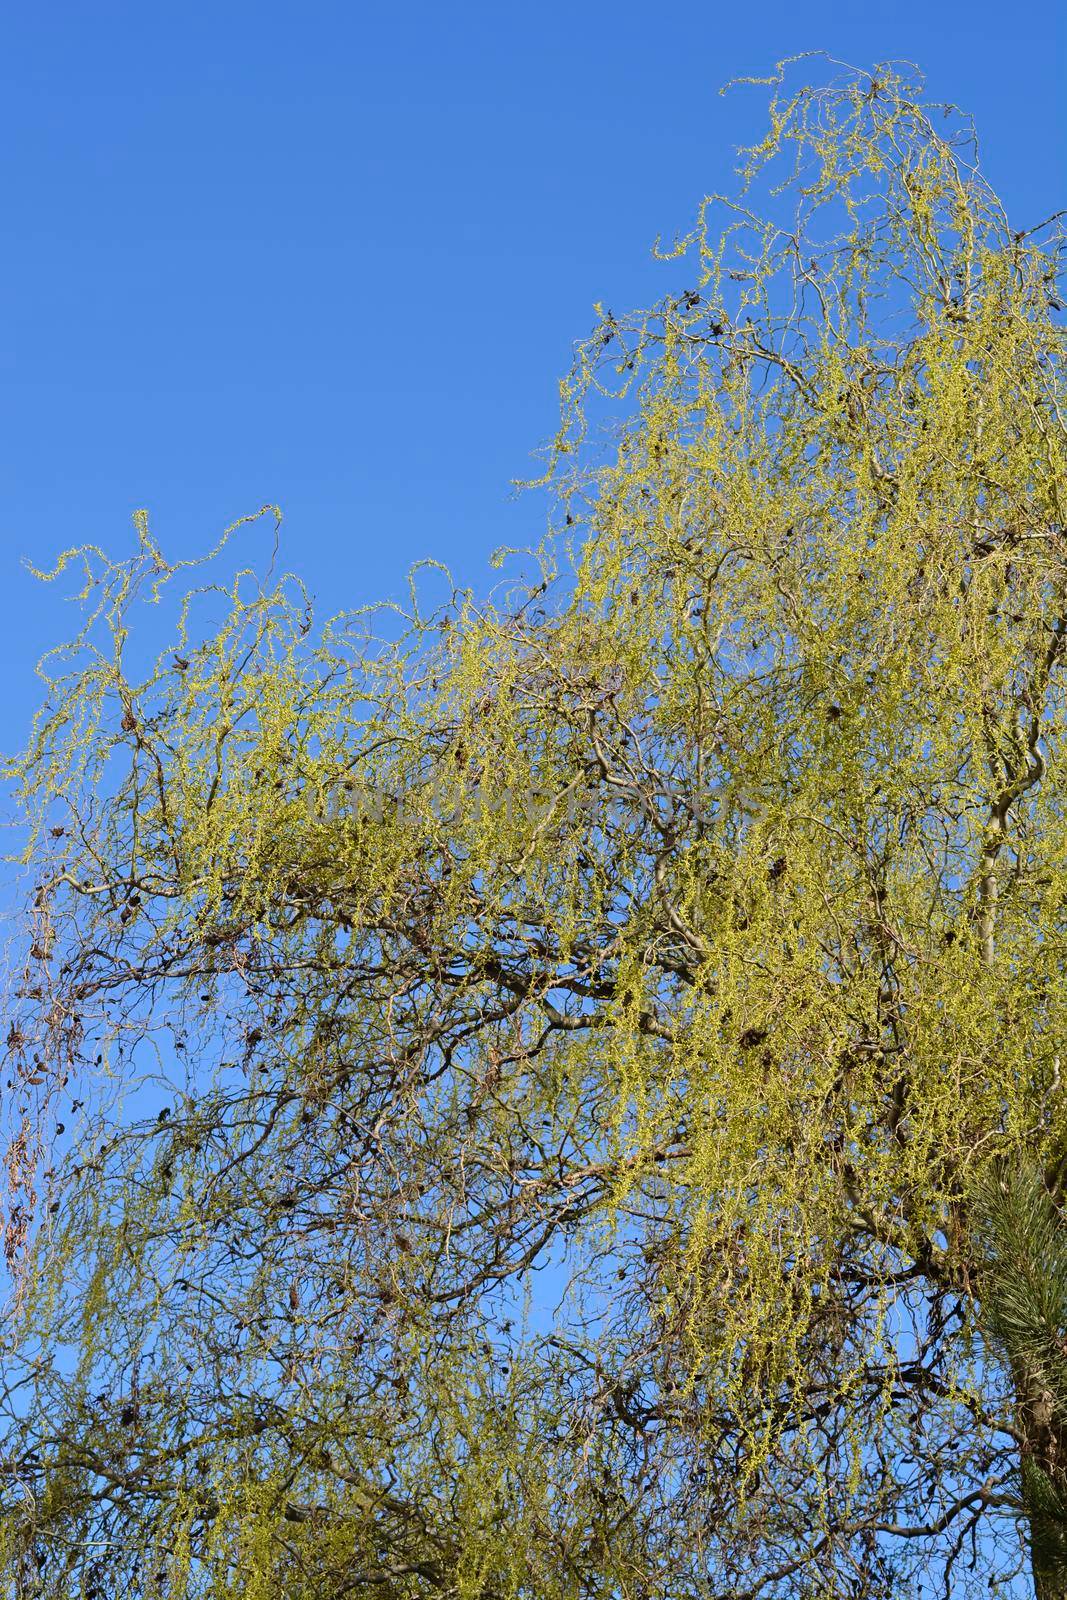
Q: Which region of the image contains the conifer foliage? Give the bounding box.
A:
[975,1158,1067,1600]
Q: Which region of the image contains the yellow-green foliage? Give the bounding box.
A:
[3,60,1066,1599]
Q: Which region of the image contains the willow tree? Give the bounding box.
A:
[2,59,1066,1600]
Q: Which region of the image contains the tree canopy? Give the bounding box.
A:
[2,58,1066,1600]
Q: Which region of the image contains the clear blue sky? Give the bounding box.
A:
[1,0,1064,752]
[1,16,1059,1580]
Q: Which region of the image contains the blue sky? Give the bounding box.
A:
[1,0,1064,758]
[0,14,1062,1579]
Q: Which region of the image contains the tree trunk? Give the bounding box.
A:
[1019,1372,1067,1600]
